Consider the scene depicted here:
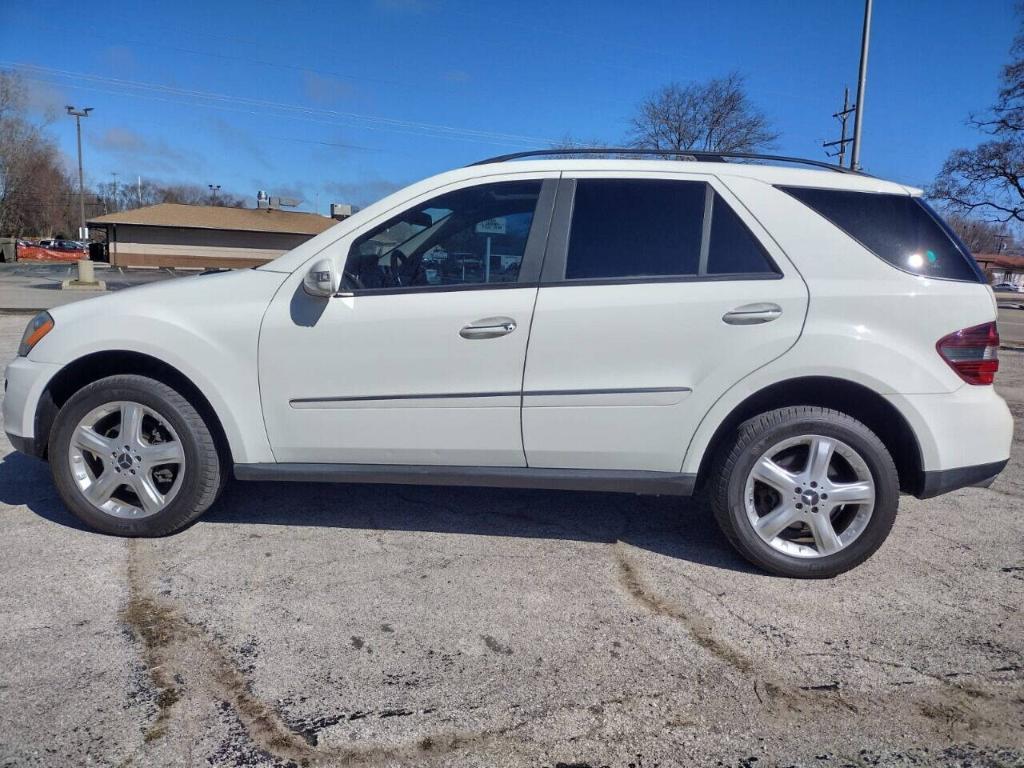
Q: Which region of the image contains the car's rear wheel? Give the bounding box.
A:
[49,374,223,536]
[710,406,899,578]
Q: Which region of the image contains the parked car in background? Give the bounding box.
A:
[3,150,1013,578]
[992,281,1022,292]
[16,239,88,262]
[54,240,87,253]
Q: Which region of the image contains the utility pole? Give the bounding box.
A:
[823,86,856,167]
[850,0,873,170]
[65,106,93,238]
[110,172,119,214]
[208,184,221,205]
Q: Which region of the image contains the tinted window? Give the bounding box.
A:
[566,179,705,279]
[707,193,776,274]
[345,180,541,290]
[780,186,984,282]
[565,179,776,280]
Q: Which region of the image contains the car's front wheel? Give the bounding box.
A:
[49,374,223,536]
[710,406,899,578]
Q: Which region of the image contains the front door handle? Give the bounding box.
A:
[460,316,517,339]
[722,303,783,325]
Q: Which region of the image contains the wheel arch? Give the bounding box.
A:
[35,350,233,467]
[692,376,925,496]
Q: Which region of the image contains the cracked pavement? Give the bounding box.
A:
[0,313,1021,767]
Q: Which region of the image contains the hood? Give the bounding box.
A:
[47,268,287,325]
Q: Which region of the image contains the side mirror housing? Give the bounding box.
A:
[302,258,339,298]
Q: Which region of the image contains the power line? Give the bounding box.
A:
[823,86,855,168]
[9,62,557,148]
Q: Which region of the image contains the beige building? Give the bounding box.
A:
[87,204,338,269]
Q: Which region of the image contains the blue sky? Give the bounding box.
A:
[1,0,1017,213]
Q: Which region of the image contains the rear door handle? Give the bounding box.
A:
[460,316,517,339]
[722,303,783,325]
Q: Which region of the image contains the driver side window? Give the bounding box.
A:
[343,180,543,291]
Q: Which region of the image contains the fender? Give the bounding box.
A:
[26,269,287,464]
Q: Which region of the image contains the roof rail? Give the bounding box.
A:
[469,148,862,175]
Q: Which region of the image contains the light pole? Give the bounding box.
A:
[66,106,93,238]
[208,184,221,205]
[850,0,872,171]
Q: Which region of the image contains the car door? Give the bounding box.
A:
[259,175,557,466]
[522,172,809,472]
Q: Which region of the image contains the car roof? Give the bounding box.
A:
[464,159,919,195]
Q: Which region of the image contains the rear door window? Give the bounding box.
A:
[779,186,984,283]
[564,179,777,280]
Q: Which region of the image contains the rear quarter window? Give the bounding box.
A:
[778,186,984,283]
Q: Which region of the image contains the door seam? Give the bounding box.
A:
[519,172,562,468]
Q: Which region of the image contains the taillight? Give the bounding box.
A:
[936,321,1000,385]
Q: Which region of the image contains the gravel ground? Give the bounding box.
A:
[0,312,1021,768]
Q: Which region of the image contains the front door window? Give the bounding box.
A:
[344,180,543,291]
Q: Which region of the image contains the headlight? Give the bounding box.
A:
[18,311,54,357]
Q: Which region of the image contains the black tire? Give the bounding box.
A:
[49,374,223,536]
[709,406,899,578]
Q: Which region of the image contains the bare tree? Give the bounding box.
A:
[931,13,1024,224]
[0,70,77,237]
[546,133,617,159]
[158,183,244,208]
[95,178,245,213]
[627,73,779,155]
[944,212,1015,254]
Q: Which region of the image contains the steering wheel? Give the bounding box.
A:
[342,270,365,290]
[390,250,423,286]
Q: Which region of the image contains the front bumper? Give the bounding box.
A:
[5,430,40,458]
[3,356,59,458]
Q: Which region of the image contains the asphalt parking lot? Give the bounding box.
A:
[0,312,1022,768]
[0,262,183,311]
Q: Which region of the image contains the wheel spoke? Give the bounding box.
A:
[140,439,183,466]
[805,436,835,482]
[119,403,145,447]
[73,426,115,458]
[809,514,843,555]
[751,456,797,492]
[754,502,801,540]
[827,480,874,506]
[131,473,165,514]
[84,467,122,506]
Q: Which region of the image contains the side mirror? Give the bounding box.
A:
[302,258,340,298]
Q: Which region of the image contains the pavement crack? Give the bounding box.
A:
[122,539,542,765]
[613,544,753,674]
[124,540,316,761]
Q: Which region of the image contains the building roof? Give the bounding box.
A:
[974,253,1024,269]
[88,203,337,236]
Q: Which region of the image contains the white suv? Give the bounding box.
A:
[3,150,1012,578]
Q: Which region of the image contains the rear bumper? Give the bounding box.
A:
[887,387,1013,475]
[917,459,1008,499]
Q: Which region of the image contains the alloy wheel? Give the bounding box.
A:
[743,434,875,558]
[67,401,186,518]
